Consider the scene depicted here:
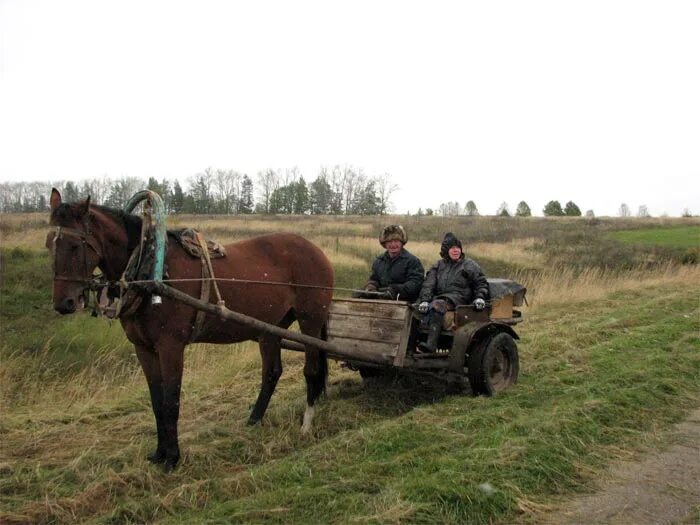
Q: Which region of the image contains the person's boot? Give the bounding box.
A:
[417,312,444,353]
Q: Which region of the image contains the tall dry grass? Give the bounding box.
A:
[468,238,545,270]
[515,262,700,310]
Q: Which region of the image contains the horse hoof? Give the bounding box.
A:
[247,417,261,426]
[163,459,178,473]
[147,450,167,464]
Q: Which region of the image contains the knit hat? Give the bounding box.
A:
[440,232,462,258]
[379,225,407,246]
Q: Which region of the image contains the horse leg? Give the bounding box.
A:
[135,344,167,464]
[298,320,328,435]
[155,337,185,472]
[248,334,283,425]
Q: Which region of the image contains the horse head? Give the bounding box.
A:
[46,188,103,314]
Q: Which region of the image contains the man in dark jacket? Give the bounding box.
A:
[416,232,489,352]
[356,225,425,301]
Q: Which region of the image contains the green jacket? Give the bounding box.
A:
[366,248,425,301]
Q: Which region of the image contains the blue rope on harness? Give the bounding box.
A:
[123,190,167,304]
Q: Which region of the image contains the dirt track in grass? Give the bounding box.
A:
[541,408,700,525]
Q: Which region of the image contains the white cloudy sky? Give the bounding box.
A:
[1,0,698,216]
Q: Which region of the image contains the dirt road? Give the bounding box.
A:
[542,408,700,524]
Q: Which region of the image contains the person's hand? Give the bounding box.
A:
[418,301,430,313]
[473,298,486,311]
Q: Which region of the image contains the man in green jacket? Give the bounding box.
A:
[356,225,425,302]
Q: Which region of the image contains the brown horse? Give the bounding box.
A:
[46,189,334,471]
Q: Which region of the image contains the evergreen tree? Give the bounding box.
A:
[464,200,479,216]
[171,180,185,214]
[309,175,332,214]
[239,175,254,214]
[147,177,171,210]
[515,201,531,217]
[564,201,582,216]
[190,174,213,214]
[543,200,564,216]
[352,180,381,214]
[63,181,80,203]
[292,177,310,214]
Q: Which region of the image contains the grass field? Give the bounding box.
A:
[610,225,700,249]
[1,212,699,524]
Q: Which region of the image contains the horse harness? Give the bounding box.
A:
[51,224,104,289]
[51,217,227,341]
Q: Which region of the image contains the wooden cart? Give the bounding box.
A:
[322,280,525,395]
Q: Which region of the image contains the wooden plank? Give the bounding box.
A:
[392,307,415,367]
[325,336,397,365]
[327,314,405,344]
[330,299,409,320]
[491,296,513,319]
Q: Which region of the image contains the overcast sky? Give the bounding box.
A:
[1,0,698,216]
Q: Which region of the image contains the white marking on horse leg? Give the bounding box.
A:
[301,404,315,434]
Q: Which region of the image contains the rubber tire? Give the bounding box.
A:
[467,332,519,396]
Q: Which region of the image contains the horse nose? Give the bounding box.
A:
[56,297,76,314]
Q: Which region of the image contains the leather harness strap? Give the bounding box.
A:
[189,231,225,343]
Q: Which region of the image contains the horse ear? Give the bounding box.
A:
[50,188,62,211]
[77,196,91,217]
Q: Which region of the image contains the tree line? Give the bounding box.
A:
[0,166,399,215]
[430,200,666,218]
[425,200,587,217]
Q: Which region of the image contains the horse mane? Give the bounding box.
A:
[91,204,143,253]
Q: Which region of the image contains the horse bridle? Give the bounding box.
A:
[51,223,104,290]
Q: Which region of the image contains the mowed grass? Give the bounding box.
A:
[1,213,699,524]
[610,225,700,249]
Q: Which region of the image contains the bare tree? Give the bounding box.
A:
[637,205,650,217]
[214,169,241,214]
[340,165,360,214]
[105,177,145,208]
[375,174,399,214]
[328,166,344,214]
[255,169,279,214]
[497,202,510,216]
[27,181,52,210]
[439,201,460,216]
[619,203,631,217]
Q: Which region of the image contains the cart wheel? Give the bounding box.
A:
[467,332,519,396]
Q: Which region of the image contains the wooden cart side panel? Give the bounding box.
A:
[325,336,397,365]
[329,299,408,320]
[490,296,514,319]
[392,308,415,367]
[328,313,404,344]
[327,299,412,365]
